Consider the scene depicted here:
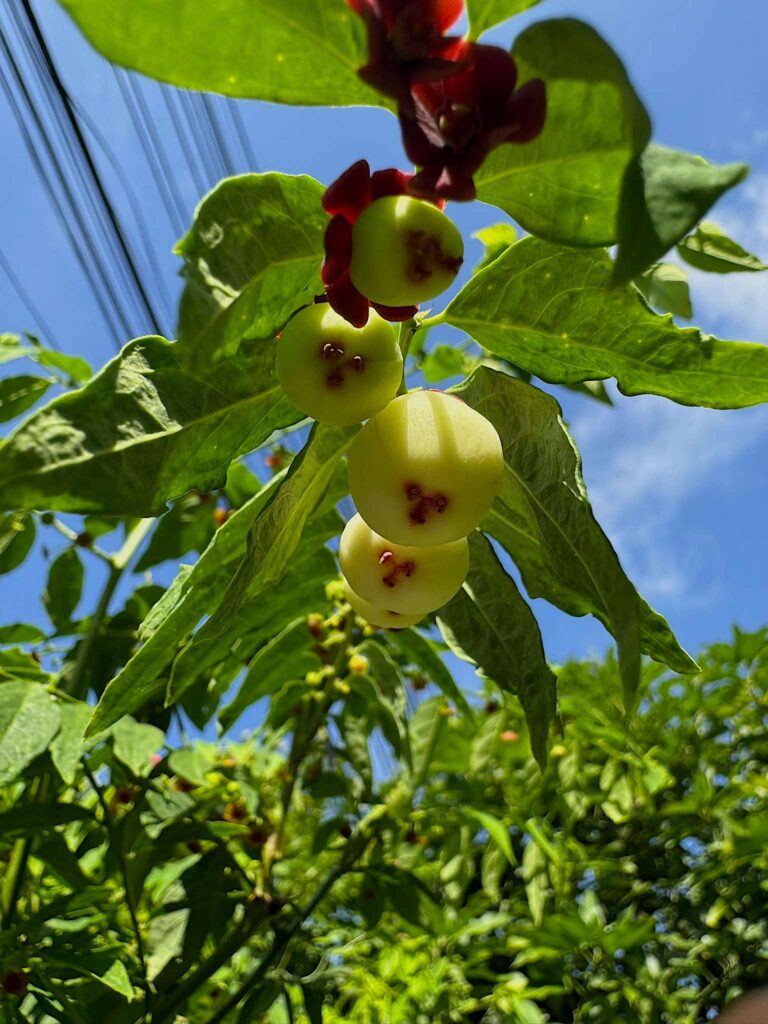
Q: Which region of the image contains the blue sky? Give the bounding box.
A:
[1,0,766,682]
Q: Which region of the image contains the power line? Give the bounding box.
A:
[114,68,186,237]
[227,98,259,171]
[0,245,58,348]
[0,26,130,343]
[18,0,165,335]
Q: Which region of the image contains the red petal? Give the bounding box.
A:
[470,44,518,106]
[322,160,372,221]
[345,0,366,11]
[503,78,547,143]
[399,107,442,165]
[371,301,419,322]
[326,273,370,328]
[432,0,464,33]
[370,167,412,199]
[321,216,353,286]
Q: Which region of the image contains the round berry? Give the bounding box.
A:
[348,390,503,546]
[276,304,402,427]
[340,513,468,615]
[349,196,463,307]
[343,580,424,631]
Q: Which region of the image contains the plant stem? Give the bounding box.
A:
[396,319,418,395]
[83,762,152,1016]
[48,516,112,563]
[202,832,370,1024]
[67,518,153,700]
[0,518,153,931]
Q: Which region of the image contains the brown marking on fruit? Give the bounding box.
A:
[379,550,416,588]
[406,229,463,284]
[403,481,448,524]
[319,339,367,388]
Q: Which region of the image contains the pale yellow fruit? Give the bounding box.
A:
[343,580,424,631]
[347,389,503,546]
[339,513,468,615]
[276,303,402,427]
[349,196,463,307]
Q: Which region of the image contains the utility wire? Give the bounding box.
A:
[227,98,259,171]
[18,0,164,335]
[161,87,207,198]
[0,27,128,344]
[0,246,58,348]
[7,6,148,333]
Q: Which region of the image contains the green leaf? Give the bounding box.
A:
[86,472,288,736]
[0,335,90,382]
[58,0,383,107]
[167,746,210,787]
[134,499,215,572]
[0,802,93,834]
[0,374,51,422]
[176,174,327,368]
[50,702,92,784]
[33,347,92,384]
[467,0,543,38]
[463,806,516,865]
[0,681,60,785]
[0,512,35,574]
[437,533,555,766]
[390,628,475,720]
[111,717,165,775]
[0,336,300,515]
[43,548,84,630]
[237,982,283,1021]
[218,618,321,730]
[174,423,355,678]
[475,19,650,247]
[472,222,518,272]
[146,909,189,981]
[678,220,768,274]
[169,545,337,705]
[453,367,643,698]
[0,623,46,644]
[98,959,134,1000]
[635,263,693,319]
[445,236,768,409]
[421,345,467,383]
[0,333,28,366]
[613,144,749,283]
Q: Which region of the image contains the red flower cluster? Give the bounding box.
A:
[322,159,425,327]
[347,0,546,202]
[348,0,464,106]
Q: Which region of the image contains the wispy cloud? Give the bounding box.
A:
[571,393,768,606]
[567,176,768,606]
[684,172,768,342]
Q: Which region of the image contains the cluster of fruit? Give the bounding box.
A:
[277,191,503,630]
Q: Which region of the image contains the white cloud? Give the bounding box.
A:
[566,177,768,605]
[570,393,768,606]
[685,172,768,342]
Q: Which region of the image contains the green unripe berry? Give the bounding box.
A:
[349,196,463,307]
[348,390,503,546]
[276,304,402,427]
[340,513,468,615]
[343,580,424,631]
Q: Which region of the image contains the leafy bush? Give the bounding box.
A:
[2,0,767,1019]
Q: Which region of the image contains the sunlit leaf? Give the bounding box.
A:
[446,236,768,409]
[475,20,650,246]
[0,337,300,515]
[57,0,382,107]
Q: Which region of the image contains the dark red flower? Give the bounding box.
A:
[322,159,423,327]
[401,40,546,202]
[346,0,465,105]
